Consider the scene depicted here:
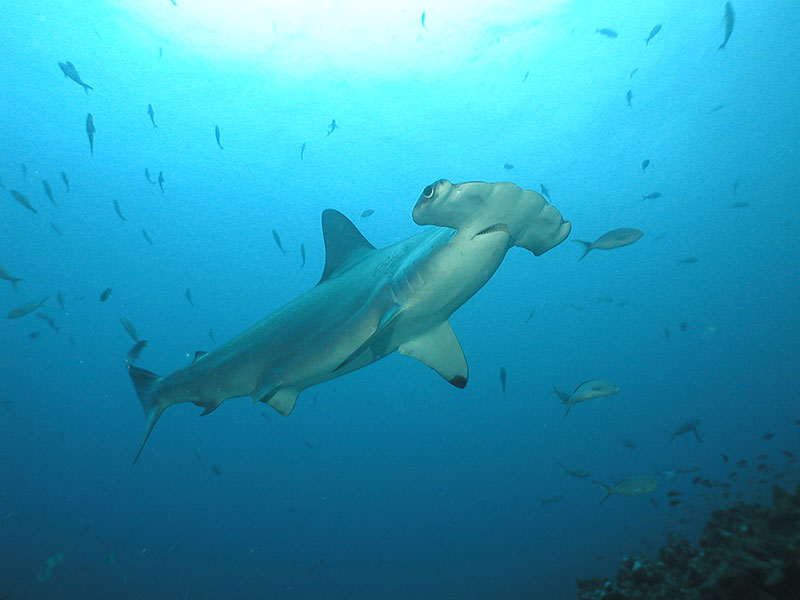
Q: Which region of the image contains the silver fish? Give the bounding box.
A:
[595,28,618,38]
[147,103,158,128]
[594,476,658,503]
[719,2,735,50]
[215,125,223,149]
[8,297,49,319]
[58,61,93,93]
[142,229,154,245]
[10,190,37,214]
[61,171,70,192]
[86,113,96,155]
[113,200,127,222]
[42,180,56,206]
[560,465,590,479]
[645,24,662,45]
[572,228,643,259]
[0,264,24,291]
[641,159,650,172]
[560,378,620,416]
[670,419,703,443]
[272,229,285,254]
[120,317,139,342]
[185,288,194,306]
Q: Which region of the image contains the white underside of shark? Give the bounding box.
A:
[127,180,571,462]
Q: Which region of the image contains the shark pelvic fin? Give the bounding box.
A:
[399,321,468,388]
[317,209,376,285]
[264,388,299,416]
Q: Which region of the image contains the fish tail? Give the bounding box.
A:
[11,278,23,291]
[127,359,167,464]
[593,482,612,504]
[572,240,592,260]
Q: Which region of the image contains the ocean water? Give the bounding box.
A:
[2,1,799,598]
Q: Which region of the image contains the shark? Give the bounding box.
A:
[127,179,571,462]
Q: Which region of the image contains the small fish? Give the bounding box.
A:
[669,419,703,443]
[185,288,194,306]
[629,68,639,78]
[326,119,338,136]
[421,11,426,30]
[272,229,285,254]
[668,499,681,507]
[113,200,127,221]
[679,321,688,331]
[158,171,165,193]
[733,179,740,195]
[50,222,62,235]
[594,476,658,503]
[617,436,637,449]
[145,168,155,185]
[762,433,774,440]
[211,464,222,476]
[0,264,24,291]
[209,328,216,344]
[625,89,633,106]
[641,159,650,173]
[645,24,662,45]
[503,163,514,170]
[147,103,157,128]
[782,450,795,458]
[539,495,565,506]
[86,113,96,155]
[215,125,223,149]
[737,459,748,466]
[641,192,661,201]
[361,209,374,218]
[718,2,735,50]
[728,201,749,209]
[540,184,551,200]
[35,312,60,332]
[666,490,682,497]
[573,228,643,259]
[499,367,507,395]
[8,297,49,319]
[10,190,37,214]
[99,287,112,302]
[300,243,306,268]
[676,257,698,265]
[300,142,306,160]
[560,465,590,479]
[57,292,65,310]
[597,296,613,304]
[29,331,40,339]
[522,71,529,83]
[664,327,670,340]
[58,61,93,93]
[722,454,729,463]
[708,104,726,114]
[142,229,154,245]
[120,317,139,342]
[525,309,535,323]
[61,171,70,192]
[595,28,618,38]
[21,164,27,180]
[560,379,620,416]
[42,180,56,206]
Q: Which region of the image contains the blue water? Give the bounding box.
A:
[2,1,799,598]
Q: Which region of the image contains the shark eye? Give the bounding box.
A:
[421,184,435,199]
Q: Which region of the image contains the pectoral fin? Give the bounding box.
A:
[399,321,468,388]
[335,305,403,372]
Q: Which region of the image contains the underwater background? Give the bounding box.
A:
[2,0,799,598]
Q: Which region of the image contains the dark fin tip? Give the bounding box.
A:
[449,375,468,389]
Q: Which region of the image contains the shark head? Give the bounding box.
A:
[412,180,571,255]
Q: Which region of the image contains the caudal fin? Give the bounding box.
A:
[127,360,165,464]
[593,482,612,504]
[572,240,592,260]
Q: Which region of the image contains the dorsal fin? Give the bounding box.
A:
[192,350,208,363]
[317,209,376,285]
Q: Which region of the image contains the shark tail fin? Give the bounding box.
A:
[572,240,592,260]
[594,482,612,504]
[127,361,166,464]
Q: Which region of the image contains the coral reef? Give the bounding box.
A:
[577,484,800,599]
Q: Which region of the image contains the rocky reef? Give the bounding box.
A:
[577,484,800,600]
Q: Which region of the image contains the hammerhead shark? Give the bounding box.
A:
[127,180,570,462]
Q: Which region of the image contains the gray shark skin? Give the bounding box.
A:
[127,179,570,462]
